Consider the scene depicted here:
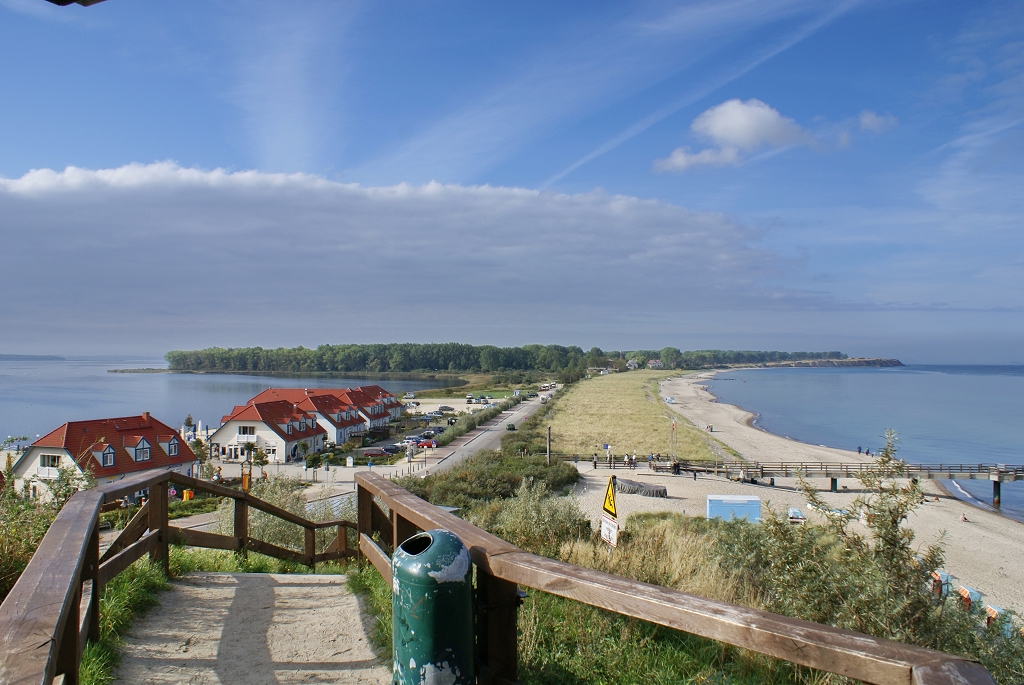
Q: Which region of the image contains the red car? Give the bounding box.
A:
[362,448,389,458]
[416,440,435,448]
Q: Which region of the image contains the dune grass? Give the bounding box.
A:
[545,371,716,460]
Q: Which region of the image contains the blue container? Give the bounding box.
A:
[706,495,761,522]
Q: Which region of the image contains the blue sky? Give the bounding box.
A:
[1,0,1022,362]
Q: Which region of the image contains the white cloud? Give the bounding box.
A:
[859,110,898,132]
[653,146,740,172]
[655,98,811,172]
[693,98,808,149]
[0,163,801,353]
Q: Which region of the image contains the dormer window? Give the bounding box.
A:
[310,416,316,427]
[286,423,293,435]
[136,439,151,462]
[102,446,114,467]
[300,418,306,431]
[168,437,178,456]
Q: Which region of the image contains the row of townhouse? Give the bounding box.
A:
[208,385,404,463]
[7,386,404,499]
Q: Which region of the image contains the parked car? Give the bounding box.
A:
[407,401,420,407]
[421,430,435,438]
[402,436,421,444]
[466,398,474,404]
[362,448,388,458]
[416,439,435,447]
[666,396,675,404]
[433,426,446,433]
[382,445,404,454]
[486,395,493,399]
[403,392,416,399]
[439,406,454,412]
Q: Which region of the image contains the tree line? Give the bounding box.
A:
[165,344,846,376]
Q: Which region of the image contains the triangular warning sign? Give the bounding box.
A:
[602,476,617,518]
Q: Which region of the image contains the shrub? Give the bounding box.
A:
[468,480,590,557]
[396,449,578,511]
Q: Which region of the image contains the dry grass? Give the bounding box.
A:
[547,371,716,460]
[560,514,759,607]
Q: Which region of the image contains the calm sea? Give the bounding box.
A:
[0,357,459,444]
[706,365,1024,521]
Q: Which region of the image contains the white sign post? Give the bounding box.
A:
[600,515,618,547]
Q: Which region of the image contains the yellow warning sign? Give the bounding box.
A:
[602,476,617,518]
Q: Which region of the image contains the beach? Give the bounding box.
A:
[572,371,1024,615]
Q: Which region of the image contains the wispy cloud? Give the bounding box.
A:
[858,110,898,132]
[225,1,355,172]
[540,0,862,188]
[358,1,861,186]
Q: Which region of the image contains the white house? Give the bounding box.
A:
[10,412,195,501]
[210,400,327,463]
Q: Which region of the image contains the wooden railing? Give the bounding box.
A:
[0,469,998,685]
[0,469,356,685]
[354,472,995,685]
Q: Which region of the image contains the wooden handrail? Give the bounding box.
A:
[0,468,356,685]
[354,471,994,685]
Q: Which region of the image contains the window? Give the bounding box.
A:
[136,446,150,461]
[40,454,60,468]
[168,438,178,456]
[103,447,114,467]
[300,418,306,431]
[238,426,256,436]
[286,423,293,435]
[310,416,316,427]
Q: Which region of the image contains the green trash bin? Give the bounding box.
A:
[391,529,474,685]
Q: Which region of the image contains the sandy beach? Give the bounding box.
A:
[572,371,1024,615]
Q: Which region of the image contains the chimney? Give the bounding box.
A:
[142,411,150,426]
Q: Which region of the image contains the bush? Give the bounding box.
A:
[468,480,591,557]
[395,449,578,511]
[214,476,307,551]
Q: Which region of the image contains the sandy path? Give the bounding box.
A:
[115,573,389,684]
[569,373,1024,615]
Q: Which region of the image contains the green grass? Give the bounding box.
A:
[79,558,169,685]
[345,562,393,658]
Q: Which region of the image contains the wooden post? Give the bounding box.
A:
[54,582,81,685]
[394,514,418,551]
[148,479,169,575]
[338,523,347,557]
[993,478,1001,509]
[234,497,248,558]
[305,527,316,572]
[546,426,551,466]
[84,524,100,643]
[357,484,372,560]
[476,570,519,685]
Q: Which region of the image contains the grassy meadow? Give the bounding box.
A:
[546,371,716,460]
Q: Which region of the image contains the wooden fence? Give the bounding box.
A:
[0,469,998,685]
[0,469,356,685]
[354,472,995,685]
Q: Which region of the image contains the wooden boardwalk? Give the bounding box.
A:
[115,573,388,685]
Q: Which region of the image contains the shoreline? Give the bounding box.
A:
[698,368,1022,523]
[654,370,1024,613]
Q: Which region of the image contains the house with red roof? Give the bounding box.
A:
[209,400,327,463]
[248,386,399,443]
[11,412,195,501]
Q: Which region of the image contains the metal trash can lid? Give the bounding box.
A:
[392,529,471,587]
